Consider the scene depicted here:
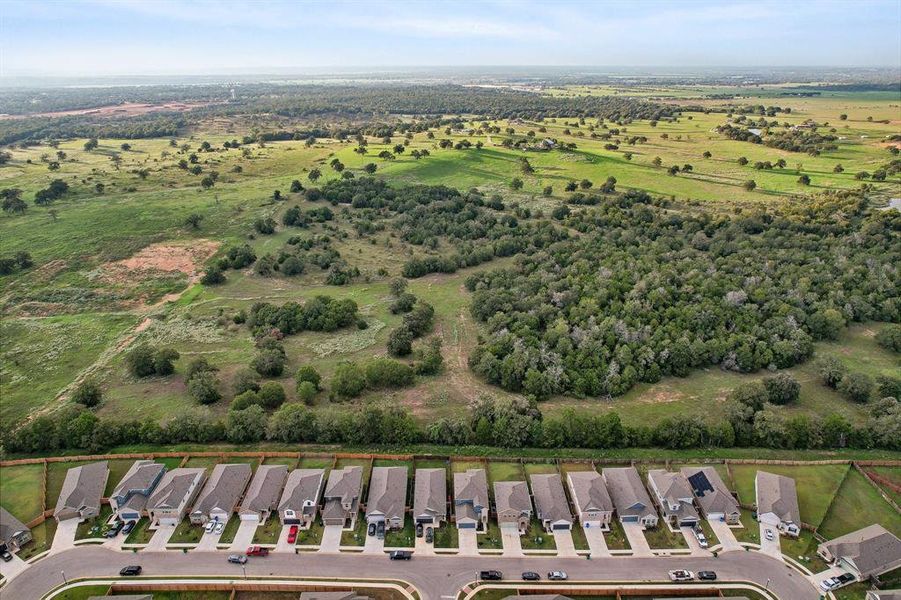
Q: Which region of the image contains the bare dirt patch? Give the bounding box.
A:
[0,101,222,120]
[640,389,687,404]
[102,240,219,283]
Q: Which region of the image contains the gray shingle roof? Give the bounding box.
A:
[240,464,288,516]
[819,524,901,578]
[602,467,656,520]
[530,473,572,524]
[648,469,698,521]
[366,466,408,521]
[755,471,800,524]
[0,507,30,545]
[111,460,165,511]
[680,466,739,517]
[278,469,325,515]
[413,468,446,521]
[147,468,205,510]
[454,468,488,522]
[324,466,363,504]
[54,461,108,518]
[567,470,613,514]
[494,481,532,516]
[191,463,252,516]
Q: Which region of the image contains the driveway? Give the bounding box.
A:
[584,525,609,557]
[274,524,295,553]
[552,529,577,557]
[621,522,652,557]
[759,523,783,560]
[458,529,478,556]
[363,530,385,554]
[229,520,258,552]
[707,519,743,552]
[195,527,222,551]
[144,524,175,551]
[51,518,79,553]
[680,526,710,556]
[0,552,29,580]
[499,523,523,557]
[414,534,434,556]
[319,525,343,553]
[807,565,848,590]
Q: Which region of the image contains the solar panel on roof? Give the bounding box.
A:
[687,471,713,496]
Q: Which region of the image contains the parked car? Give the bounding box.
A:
[228,554,247,564]
[669,570,694,582]
[376,521,385,540]
[389,550,412,560]
[480,570,503,581]
[521,571,540,581]
[425,527,433,544]
[547,571,568,581]
[698,571,717,580]
[119,565,142,576]
[368,523,376,537]
[836,573,855,585]
[1,550,13,562]
[416,523,424,538]
[820,577,840,591]
[693,528,708,548]
[287,525,298,544]
[246,545,269,556]
[121,520,137,535]
[214,521,225,535]
[765,529,775,541]
[204,521,216,533]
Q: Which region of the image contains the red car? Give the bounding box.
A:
[246,545,269,556]
[287,525,298,544]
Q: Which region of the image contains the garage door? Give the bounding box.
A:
[621,515,638,523]
[283,518,300,525]
[458,522,476,529]
[552,523,570,530]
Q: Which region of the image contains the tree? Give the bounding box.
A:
[510,177,524,191]
[875,324,901,353]
[839,113,848,120]
[290,179,304,193]
[153,348,180,375]
[200,176,215,189]
[2,194,27,214]
[200,266,225,285]
[764,373,801,405]
[126,344,157,378]
[297,381,318,405]
[185,213,203,229]
[737,156,749,166]
[542,186,553,196]
[188,371,221,404]
[84,138,99,151]
[331,361,367,399]
[120,143,131,151]
[72,379,103,407]
[817,356,847,388]
[251,349,286,377]
[257,381,286,409]
[268,403,318,443]
[702,151,712,159]
[185,357,216,382]
[798,174,811,185]
[579,179,593,189]
[363,163,377,174]
[838,372,874,403]
[308,168,321,182]
[232,367,261,395]
[833,164,844,173]
[295,365,322,390]
[743,180,757,192]
[226,405,267,443]
[387,327,413,356]
[807,308,844,341]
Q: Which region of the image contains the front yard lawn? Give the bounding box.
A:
[570,523,589,550]
[75,505,113,540]
[340,515,367,546]
[433,524,458,548]
[218,514,241,544]
[605,519,631,550]
[642,523,689,550]
[476,521,503,550]
[520,518,556,550]
[252,516,283,544]
[385,518,415,548]
[296,519,324,545]
[169,518,204,544]
[732,509,759,544]
[780,529,828,573]
[17,519,56,560]
[124,517,155,544]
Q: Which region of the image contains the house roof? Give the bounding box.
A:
[0,506,30,544]
[755,471,800,524]
[454,469,488,507]
[278,469,325,515]
[147,468,206,510]
[111,460,165,510]
[648,469,698,521]
[680,466,739,516]
[866,592,901,600]
[413,468,446,520]
[366,466,408,520]
[530,474,572,524]
[54,461,108,517]
[602,467,656,519]
[240,464,288,516]
[191,463,252,516]
[567,471,613,514]
[324,466,363,504]
[494,481,532,516]
[818,524,901,578]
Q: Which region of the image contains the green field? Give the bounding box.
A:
[0,463,44,521]
[819,467,901,538]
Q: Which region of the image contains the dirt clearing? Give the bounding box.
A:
[102,240,219,282]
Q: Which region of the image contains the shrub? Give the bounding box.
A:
[251,349,287,377]
[387,327,413,357]
[875,324,901,353]
[331,361,366,399]
[185,357,216,382]
[188,371,221,405]
[364,358,415,389]
[232,368,261,395]
[72,380,102,408]
[764,373,800,405]
[297,381,318,405]
[818,356,847,388]
[295,365,322,390]
[838,372,874,403]
[257,382,286,409]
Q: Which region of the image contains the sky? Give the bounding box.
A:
[1,0,899,77]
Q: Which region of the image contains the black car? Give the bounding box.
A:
[416,523,424,538]
[480,570,503,581]
[389,550,412,560]
[376,521,385,539]
[425,527,433,544]
[119,565,142,576]
[105,521,124,538]
[121,520,137,535]
[521,571,540,581]
[836,573,855,584]
[368,523,376,537]
[1,550,12,562]
[698,571,717,581]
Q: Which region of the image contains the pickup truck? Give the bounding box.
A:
[246,545,269,556]
[480,570,503,581]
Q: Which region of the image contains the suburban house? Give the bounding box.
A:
[817,524,901,581]
[147,468,206,527]
[0,507,32,553]
[413,468,447,527]
[453,468,489,531]
[647,469,699,528]
[109,460,166,522]
[278,468,325,527]
[238,464,288,523]
[189,463,252,525]
[493,481,532,533]
[681,466,741,524]
[321,466,363,528]
[365,466,408,530]
[755,471,801,537]
[866,591,901,600]
[54,461,109,522]
[602,467,659,528]
[530,473,573,532]
[566,470,613,530]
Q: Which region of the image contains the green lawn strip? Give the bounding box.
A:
[218,514,241,544]
[486,460,525,483]
[75,504,113,540]
[476,521,503,550]
[124,517,155,544]
[183,456,221,470]
[298,456,334,470]
[296,519,324,545]
[157,457,187,470]
[732,509,760,544]
[17,519,56,559]
[252,516,282,544]
[779,530,829,573]
[104,459,139,496]
[520,517,556,550]
[729,463,849,527]
[604,519,631,550]
[818,467,901,539]
[340,514,368,546]
[696,518,720,548]
[642,523,688,550]
[384,517,415,548]
[522,462,558,476]
[48,585,111,600]
[169,518,204,544]
[451,459,485,473]
[861,465,901,506]
[432,523,458,548]
[0,463,44,521]
[262,456,300,468]
[570,523,589,550]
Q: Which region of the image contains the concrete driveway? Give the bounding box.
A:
[552,529,577,557]
[195,527,222,551]
[363,530,385,554]
[0,552,29,580]
[51,518,79,553]
[499,523,523,557]
[144,524,175,551]
[759,523,783,560]
[680,526,710,556]
[319,525,343,553]
[621,522,652,557]
[458,529,478,556]
[584,526,609,557]
[707,519,743,552]
[274,524,295,553]
[229,520,258,552]
[414,534,434,556]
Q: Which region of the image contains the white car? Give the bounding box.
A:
[204,521,215,533]
[819,577,840,591]
[547,571,568,581]
[693,528,708,548]
[764,529,776,541]
[669,570,694,582]
[214,521,225,535]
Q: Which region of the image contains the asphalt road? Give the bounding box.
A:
[5,546,817,600]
